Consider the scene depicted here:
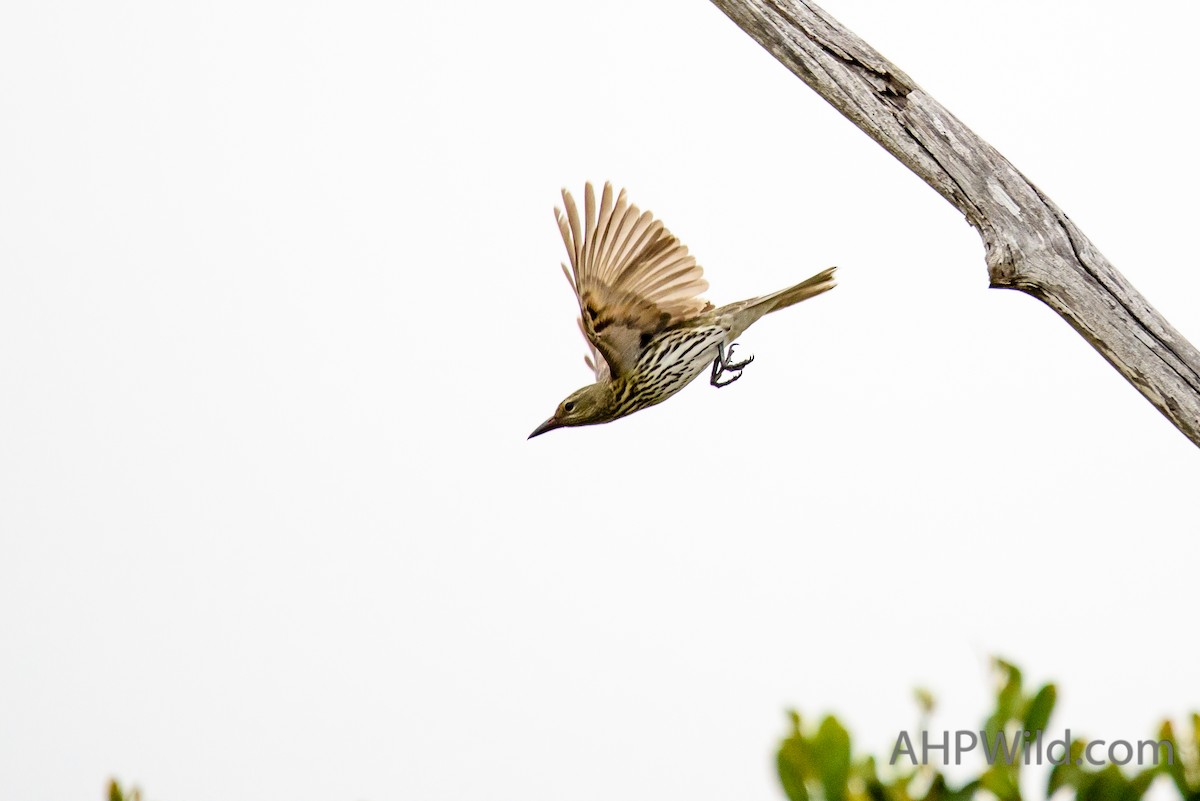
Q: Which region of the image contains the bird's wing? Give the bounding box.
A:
[576,316,611,382]
[556,182,712,379]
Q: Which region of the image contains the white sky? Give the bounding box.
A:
[2,1,1198,800]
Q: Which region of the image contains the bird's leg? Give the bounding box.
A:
[710,353,723,385]
[710,342,753,388]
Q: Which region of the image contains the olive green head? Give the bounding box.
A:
[528,383,615,438]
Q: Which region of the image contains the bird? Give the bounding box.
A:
[529,182,836,438]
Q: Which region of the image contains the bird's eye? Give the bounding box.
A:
[563,402,576,413]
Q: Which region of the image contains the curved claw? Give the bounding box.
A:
[712,370,743,388]
[722,342,754,370]
[725,353,754,371]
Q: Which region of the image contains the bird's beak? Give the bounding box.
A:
[528,416,563,439]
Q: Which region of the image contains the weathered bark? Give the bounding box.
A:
[710,0,1200,447]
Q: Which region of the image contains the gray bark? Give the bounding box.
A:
[710,0,1200,448]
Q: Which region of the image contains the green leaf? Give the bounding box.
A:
[1158,721,1191,797]
[984,659,1025,757]
[994,659,1024,721]
[1122,768,1158,801]
[779,746,811,801]
[1047,761,1070,796]
[779,711,810,801]
[979,764,1020,801]
[1192,714,1200,797]
[951,778,983,801]
[813,715,852,801]
[1023,684,1056,737]
[1046,741,1085,798]
[1082,765,1129,801]
[858,754,881,786]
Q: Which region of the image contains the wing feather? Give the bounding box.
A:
[555,182,713,379]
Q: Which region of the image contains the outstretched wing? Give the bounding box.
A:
[556,182,712,380]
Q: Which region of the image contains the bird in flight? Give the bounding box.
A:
[529,182,836,438]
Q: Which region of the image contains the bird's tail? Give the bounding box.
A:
[719,266,837,339]
[761,266,837,314]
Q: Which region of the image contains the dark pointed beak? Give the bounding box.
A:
[528,416,563,439]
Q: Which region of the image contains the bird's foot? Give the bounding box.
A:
[720,342,755,371]
[711,369,743,388]
[710,342,754,388]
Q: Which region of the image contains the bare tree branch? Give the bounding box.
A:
[710,0,1200,447]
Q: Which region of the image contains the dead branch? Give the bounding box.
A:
[710,0,1200,447]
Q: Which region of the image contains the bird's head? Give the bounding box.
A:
[528,382,614,438]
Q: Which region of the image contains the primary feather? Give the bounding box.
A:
[556,182,712,380]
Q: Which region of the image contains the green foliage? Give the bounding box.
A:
[778,658,1199,801]
[779,712,853,801]
[1155,716,1200,801]
[102,660,1200,801]
[107,779,142,801]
